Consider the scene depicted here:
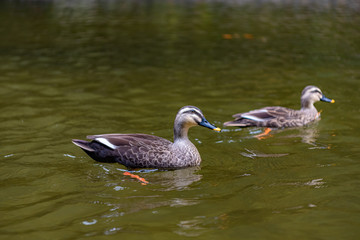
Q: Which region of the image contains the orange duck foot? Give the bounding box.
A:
[123,171,149,185]
[255,128,272,140]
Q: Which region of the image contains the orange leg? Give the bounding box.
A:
[123,171,149,185]
[255,128,272,140]
[316,109,323,118]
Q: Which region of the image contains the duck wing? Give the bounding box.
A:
[232,106,292,118]
[87,133,172,149]
[75,134,174,168]
[224,107,296,127]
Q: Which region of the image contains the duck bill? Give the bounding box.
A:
[199,118,221,131]
[320,95,335,103]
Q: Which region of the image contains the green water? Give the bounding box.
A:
[1,1,360,239]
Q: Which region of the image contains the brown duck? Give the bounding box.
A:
[72,106,221,169]
[224,85,335,129]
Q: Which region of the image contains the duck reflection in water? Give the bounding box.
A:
[146,166,202,190]
[113,166,202,189]
[257,122,329,147]
[282,123,331,149]
[240,123,329,159]
[93,167,202,216]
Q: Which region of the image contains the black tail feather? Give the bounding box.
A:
[72,139,95,152]
[72,139,118,163]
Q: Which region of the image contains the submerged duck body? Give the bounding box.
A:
[224,85,334,128]
[72,106,220,169]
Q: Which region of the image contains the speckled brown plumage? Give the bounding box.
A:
[224,86,334,128]
[72,106,220,169]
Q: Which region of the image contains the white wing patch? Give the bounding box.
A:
[242,110,268,122]
[96,138,117,150]
[242,115,265,122]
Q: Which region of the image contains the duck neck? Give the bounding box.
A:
[301,98,317,112]
[173,122,191,143]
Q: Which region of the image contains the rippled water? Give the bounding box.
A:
[1,1,360,239]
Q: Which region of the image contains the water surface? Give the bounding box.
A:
[0,1,359,239]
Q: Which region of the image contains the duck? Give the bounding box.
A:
[72,106,221,169]
[223,85,334,130]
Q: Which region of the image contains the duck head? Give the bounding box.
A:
[301,85,335,109]
[174,106,220,140]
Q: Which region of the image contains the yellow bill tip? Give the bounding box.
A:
[213,127,221,132]
[331,99,335,103]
